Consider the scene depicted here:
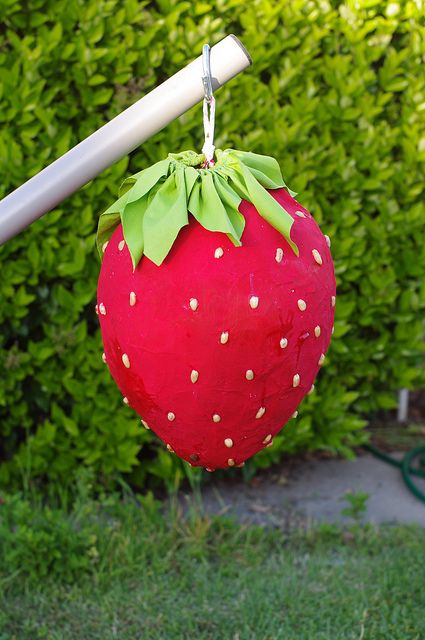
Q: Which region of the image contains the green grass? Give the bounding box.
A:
[1,483,424,639]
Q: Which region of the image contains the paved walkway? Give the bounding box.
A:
[187,453,425,528]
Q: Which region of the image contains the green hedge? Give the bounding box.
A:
[0,0,424,489]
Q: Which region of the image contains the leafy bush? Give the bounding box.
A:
[0,0,424,489]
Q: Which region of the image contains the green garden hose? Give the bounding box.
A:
[364,443,425,504]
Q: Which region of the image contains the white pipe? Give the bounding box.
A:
[397,388,409,423]
[0,35,251,244]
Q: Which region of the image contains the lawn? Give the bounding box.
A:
[1,483,424,640]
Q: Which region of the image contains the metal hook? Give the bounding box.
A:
[201,43,216,166]
[202,44,213,102]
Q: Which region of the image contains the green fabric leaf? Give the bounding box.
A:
[125,159,171,203]
[213,174,245,239]
[183,165,199,200]
[231,149,285,187]
[189,171,241,244]
[143,167,189,266]
[96,148,299,267]
[230,150,298,197]
[96,189,131,255]
[238,162,299,256]
[122,194,149,269]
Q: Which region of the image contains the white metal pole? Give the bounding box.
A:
[0,35,251,245]
[397,388,409,423]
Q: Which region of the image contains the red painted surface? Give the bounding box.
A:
[97,188,336,469]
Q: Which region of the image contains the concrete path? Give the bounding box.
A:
[183,453,425,528]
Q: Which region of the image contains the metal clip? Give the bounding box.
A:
[202,44,214,102]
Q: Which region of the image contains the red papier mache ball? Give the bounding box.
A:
[97,187,336,470]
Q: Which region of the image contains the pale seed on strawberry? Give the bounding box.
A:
[249,296,259,309]
[297,299,307,311]
[312,249,323,265]
[256,407,266,419]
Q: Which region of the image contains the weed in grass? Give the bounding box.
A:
[341,490,370,525]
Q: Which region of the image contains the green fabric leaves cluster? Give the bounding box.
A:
[96,149,299,268]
